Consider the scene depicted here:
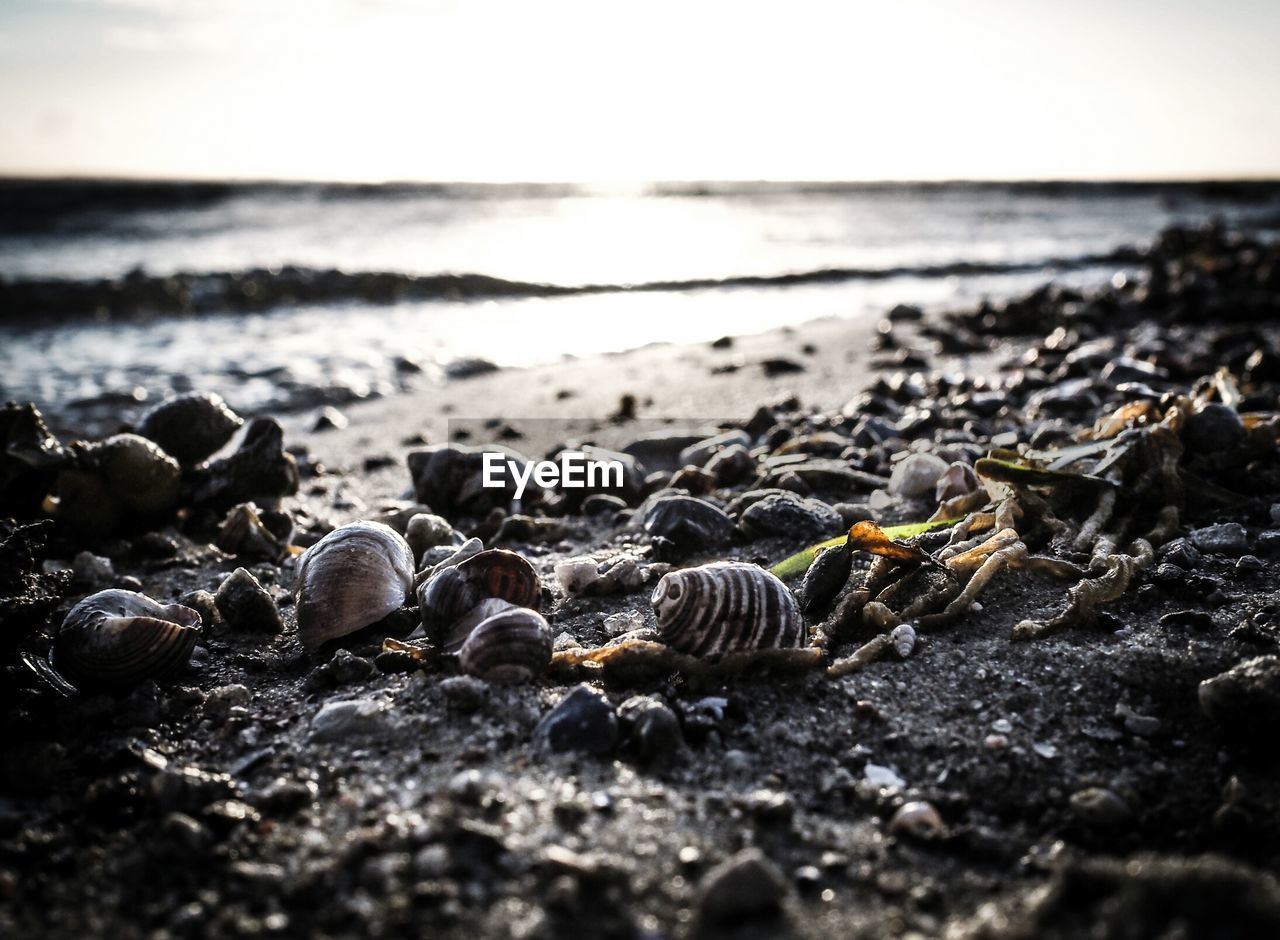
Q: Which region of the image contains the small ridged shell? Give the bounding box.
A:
[457,601,552,683]
[94,433,182,514]
[651,562,803,657]
[294,521,414,647]
[54,589,200,690]
[418,548,541,646]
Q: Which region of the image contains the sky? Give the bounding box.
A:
[0,0,1277,183]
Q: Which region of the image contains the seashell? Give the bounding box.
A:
[416,536,483,587]
[890,622,916,658]
[294,521,414,647]
[888,801,945,840]
[1,401,68,518]
[418,548,541,643]
[457,601,552,682]
[407,444,531,514]
[53,589,200,690]
[93,433,182,515]
[651,561,803,657]
[935,461,981,503]
[417,566,483,643]
[455,549,540,610]
[405,512,457,562]
[136,392,243,467]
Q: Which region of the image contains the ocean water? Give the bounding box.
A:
[2,179,1279,424]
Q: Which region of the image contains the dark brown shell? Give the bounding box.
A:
[455,549,541,610]
[54,589,200,690]
[457,601,552,683]
[651,562,803,657]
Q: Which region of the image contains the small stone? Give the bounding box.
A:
[214,567,283,634]
[581,494,627,516]
[70,551,114,587]
[1199,655,1280,738]
[888,801,945,840]
[308,649,376,689]
[404,513,456,562]
[1069,787,1130,826]
[603,610,645,636]
[1033,741,1058,759]
[312,407,349,432]
[697,848,789,925]
[1160,609,1215,631]
[739,491,842,539]
[760,357,805,376]
[204,684,251,719]
[1182,402,1246,453]
[991,718,1013,734]
[162,812,213,852]
[439,675,487,711]
[1115,703,1160,737]
[677,430,752,469]
[535,684,618,756]
[1189,523,1250,557]
[1236,554,1264,573]
[309,697,390,742]
[1160,537,1201,569]
[179,590,220,630]
[642,495,735,557]
[863,763,905,789]
[887,452,949,499]
[984,733,1009,750]
[617,695,683,764]
[705,444,755,486]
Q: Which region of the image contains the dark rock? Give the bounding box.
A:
[179,590,221,630]
[1199,656,1280,737]
[1183,402,1246,454]
[739,491,842,540]
[617,695,683,764]
[1159,609,1215,631]
[581,493,627,516]
[214,567,283,634]
[309,697,390,742]
[188,417,299,510]
[535,684,618,756]
[443,357,500,379]
[1160,537,1201,570]
[136,392,242,467]
[678,430,752,469]
[761,357,806,376]
[697,848,789,925]
[1190,523,1250,557]
[642,495,734,557]
[439,675,487,711]
[308,649,375,689]
[1069,787,1131,827]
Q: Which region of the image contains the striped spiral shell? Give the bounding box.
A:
[295,521,414,647]
[457,600,553,683]
[651,562,804,657]
[54,589,201,690]
[417,548,540,646]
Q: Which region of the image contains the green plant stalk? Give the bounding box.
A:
[770,517,959,581]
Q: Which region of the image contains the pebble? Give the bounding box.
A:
[739,491,842,539]
[888,801,945,840]
[214,567,283,634]
[1189,523,1250,557]
[1182,402,1246,453]
[1159,537,1201,569]
[70,551,115,587]
[309,697,391,742]
[1115,703,1160,737]
[603,610,645,636]
[642,495,735,556]
[308,649,375,689]
[581,493,627,516]
[697,849,789,924]
[617,695,684,764]
[887,452,949,499]
[404,512,456,561]
[863,763,905,789]
[311,406,348,432]
[204,684,251,719]
[705,444,756,485]
[439,675,488,711]
[1069,787,1131,826]
[678,430,752,469]
[1198,655,1280,737]
[534,684,618,756]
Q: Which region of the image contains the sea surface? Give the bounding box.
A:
[2,178,1279,425]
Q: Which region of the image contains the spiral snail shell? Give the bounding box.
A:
[651,562,804,657]
[417,548,541,645]
[294,521,414,647]
[53,589,201,690]
[456,599,553,683]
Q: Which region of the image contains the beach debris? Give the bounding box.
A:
[737,491,842,539]
[535,684,618,755]
[796,537,852,615]
[888,452,949,498]
[407,443,531,514]
[294,521,414,647]
[617,694,684,763]
[0,402,68,518]
[404,512,457,562]
[553,554,653,597]
[46,433,182,534]
[136,392,242,467]
[1198,655,1280,739]
[697,849,789,925]
[53,589,200,690]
